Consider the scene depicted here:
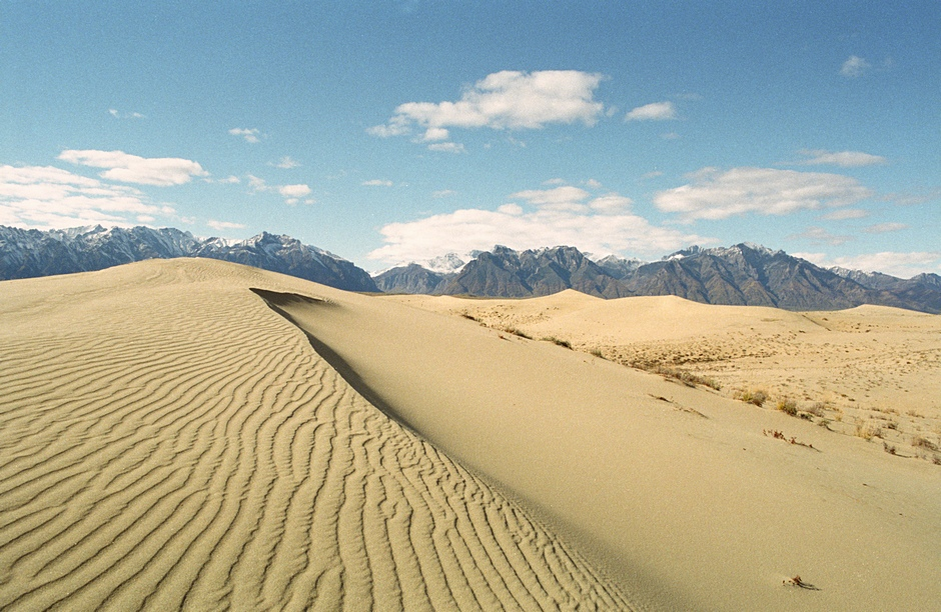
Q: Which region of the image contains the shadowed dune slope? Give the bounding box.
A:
[274,288,941,611]
[0,259,630,611]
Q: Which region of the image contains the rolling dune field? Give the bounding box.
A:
[2,260,940,611]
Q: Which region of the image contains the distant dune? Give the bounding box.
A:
[2,261,940,611]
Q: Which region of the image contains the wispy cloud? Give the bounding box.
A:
[625,101,676,121]
[654,167,872,222]
[427,142,466,153]
[789,226,853,246]
[821,208,868,220]
[368,181,703,265]
[368,70,606,151]
[207,219,246,231]
[229,127,262,143]
[840,55,871,77]
[0,164,175,229]
[797,149,887,167]
[108,108,145,119]
[432,189,456,198]
[864,222,908,234]
[58,150,207,186]
[362,179,394,187]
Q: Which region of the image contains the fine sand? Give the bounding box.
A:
[0,260,628,611]
[2,261,940,611]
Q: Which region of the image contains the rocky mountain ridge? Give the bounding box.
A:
[377,243,941,313]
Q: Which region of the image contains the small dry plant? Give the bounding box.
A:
[855,420,883,441]
[776,398,798,417]
[736,389,768,407]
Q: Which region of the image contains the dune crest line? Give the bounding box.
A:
[0,259,632,610]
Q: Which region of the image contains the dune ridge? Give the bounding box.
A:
[0,259,631,610]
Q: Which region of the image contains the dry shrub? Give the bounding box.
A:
[737,389,768,407]
[776,398,798,417]
[855,420,883,441]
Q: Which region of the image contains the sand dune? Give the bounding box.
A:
[0,260,629,611]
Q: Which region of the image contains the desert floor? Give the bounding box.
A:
[1,260,939,611]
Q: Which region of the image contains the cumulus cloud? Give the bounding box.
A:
[369,70,606,150]
[798,149,887,167]
[841,55,870,77]
[278,184,311,198]
[58,150,207,186]
[229,128,261,143]
[362,179,394,187]
[625,101,676,121]
[654,167,873,222]
[0,164,174,229]
[795,251,941,278]
[368,182,703,265]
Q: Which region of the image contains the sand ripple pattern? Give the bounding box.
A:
[0,260,630,611]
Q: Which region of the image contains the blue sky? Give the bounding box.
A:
[1,1,938,277]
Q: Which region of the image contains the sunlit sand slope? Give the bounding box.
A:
[0,260,630,611]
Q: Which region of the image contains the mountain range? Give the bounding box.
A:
[2,225,939,313]
[376,243,941,313]
[0,225,378,292]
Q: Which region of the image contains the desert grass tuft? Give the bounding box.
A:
[541,336,573,349]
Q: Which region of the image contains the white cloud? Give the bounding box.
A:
[247,174,268,192]
[0,164,174,229]
[841,55,871,77]
[362,179,394,187]
[625,101,676,121]
[795,251,941,278]
[229,127,261,143]
[368,183,704,265]
[798,149,887,167]
[510,185,591,211]
[589,193,633,212]
[278,184,312,198]
[432,189,457,198]
[58,150,207,186]
[369,70,606,148]
[217,175,241,184]
[864,222,908,234]
[421,127,450,142]
[654,167,873,222]
[207,219,246,231]
[271,156,301,169]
